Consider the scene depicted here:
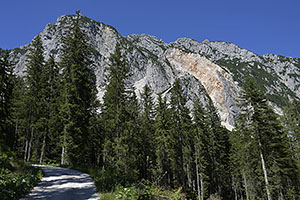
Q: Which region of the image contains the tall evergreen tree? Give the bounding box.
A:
[0,50,15,148]
[24,34,45,162]
[233,78,300,200]
[192,98,211,200]
[123,89,141,180]
[169,79,193,192]
[207,99,232,199]
[59,12,98,166]
[282,100,300,165]
[193,97,232,199]
[154,94,174,187]
[100,43,130,172]
[38,55,62,163]
[139,84,155,180]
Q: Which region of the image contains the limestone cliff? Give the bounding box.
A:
[8,14,300,130]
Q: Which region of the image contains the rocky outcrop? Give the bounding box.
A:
[166,48,238,130]
[8,14,300,130]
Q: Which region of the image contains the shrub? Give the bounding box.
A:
[116,187,139,200]
[93,168,129,192]
[0,151,42,200]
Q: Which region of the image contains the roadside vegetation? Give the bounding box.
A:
[0,147,42,200]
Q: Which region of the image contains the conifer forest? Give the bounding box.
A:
[1,14,300,200]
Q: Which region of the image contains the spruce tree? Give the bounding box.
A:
[207,100,232,199]
[123,89,140,180]
[101,43,130,173]
[10,77,27,157]
[139,84,155,180]
[282,100,300,165]
[192,98,211,200]
[193,97,232,199]
[39,55,62,163]
[59,12,98,166]
[154,94,174,187]
[24,34,45,162]
[169,79,193,192]
[0,50,15,149]
[234,78,300,200]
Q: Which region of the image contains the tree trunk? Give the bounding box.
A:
[195,152,201,200]
[13,123,18,150]
[179,136,186,193]
[234,186,237,200]
[39,133,46,164]
[24,139,28,162]
[61,127,67,165]
[243,171,249,200]
[27,127,34,162]
[257,132,271,200]
[200,171,204,200]
[187,163,192,188]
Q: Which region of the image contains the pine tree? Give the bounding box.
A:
[154,94,174,187]
[139,84,155,180]
[193,97,232,199]
[282,100,300,165]
[234,78,300,200]
[39,55,62,163]
[206,99,232,198]
[24,34,45,162]
[123,89,140,180]
[59,12,98,166]
[0,50,15,149]
[169,79,193,192]
[192,98,211,200]
[101,43,130,172]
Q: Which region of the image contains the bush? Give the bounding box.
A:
[116,187,139,200]
[93,168,129,192]
[0,151,42,200]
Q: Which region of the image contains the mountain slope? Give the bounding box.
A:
[8,14,300,129]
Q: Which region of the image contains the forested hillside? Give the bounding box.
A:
[1,13,300,200]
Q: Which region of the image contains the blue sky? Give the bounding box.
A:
[1,0,299,58]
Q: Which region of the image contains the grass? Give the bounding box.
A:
[100,192,116,200]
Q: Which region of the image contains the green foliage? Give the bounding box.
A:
[11,47,28,56]
[232,78,300,200]
[0,148,42,200]
[59,12,98,166]
[153,94,173,187]
[101,43,141,179]
[116,187,139,200]
[139,84,156,180]
[169,79,192,191]
[23,34,47,162]
[0,50,15,148]
[170,187,183,200]
[215,58,296,107]
[100,193,116,200]
[92,168,130,192]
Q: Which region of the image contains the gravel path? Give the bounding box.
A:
[21,165,99,200]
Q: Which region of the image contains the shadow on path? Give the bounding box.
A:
[21,165,99,200]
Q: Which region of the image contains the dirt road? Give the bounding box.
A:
[21,165,99,200]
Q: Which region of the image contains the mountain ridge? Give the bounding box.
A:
[7,14,300,130]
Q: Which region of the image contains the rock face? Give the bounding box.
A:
[166,48,238,129]
[8,14,300,130]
